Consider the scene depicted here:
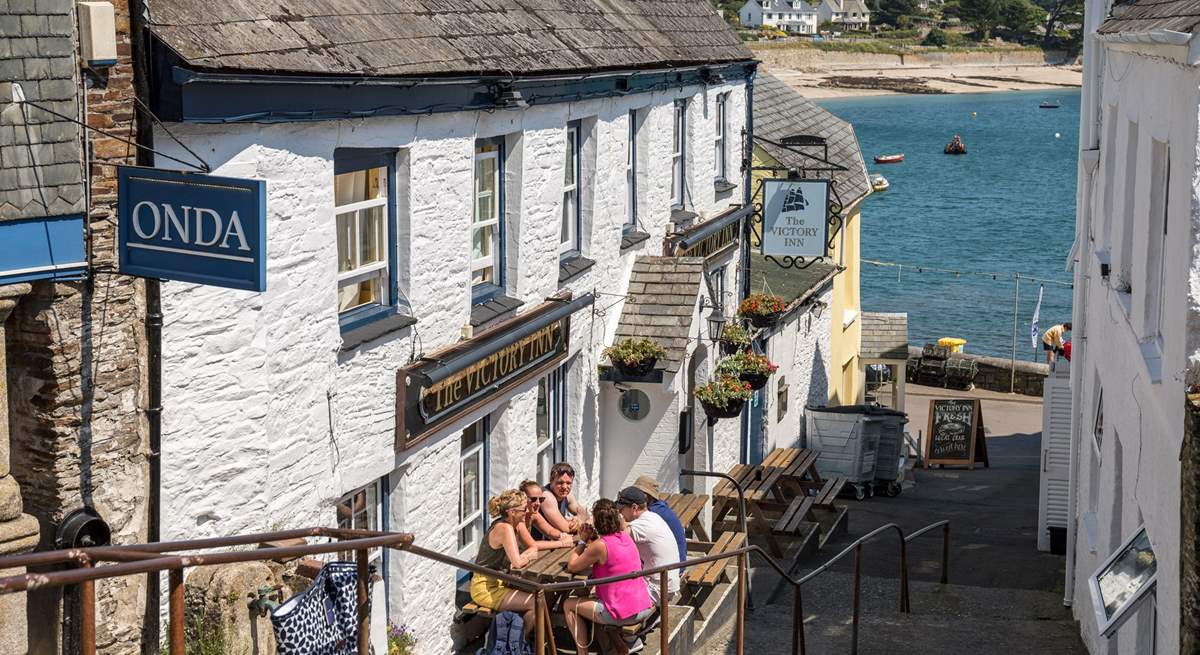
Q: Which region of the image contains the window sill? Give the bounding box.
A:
[671,208,698,228]
[1138,338,1163,384]
[559,255,596,284]
[842,308,858,330]
[340,307,417,350]
[621,230,650,251]
[470,294,524,328]
[714,179,738,194]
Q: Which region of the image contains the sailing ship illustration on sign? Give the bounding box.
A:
[781,186,809,213]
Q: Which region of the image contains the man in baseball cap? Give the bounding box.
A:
[616,486,680,606]
[632,475,686,563]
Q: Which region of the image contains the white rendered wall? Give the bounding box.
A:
[152,79,747,652]
[761,288,835,451]
[1069,43,1199,655]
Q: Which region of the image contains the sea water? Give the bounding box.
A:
[819,89,1080,359]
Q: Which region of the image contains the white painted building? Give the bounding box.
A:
[816,0,871,30]
[1065,0,1200,651]
[141,0,755,650]
[739,0,821,34]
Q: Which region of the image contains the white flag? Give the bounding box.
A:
[1031,284,1044,349]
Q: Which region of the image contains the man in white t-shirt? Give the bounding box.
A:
[616,486,681,604]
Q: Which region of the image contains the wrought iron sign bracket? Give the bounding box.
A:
[751,178,846,270]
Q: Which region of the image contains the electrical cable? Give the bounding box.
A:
[862,258,1074,287]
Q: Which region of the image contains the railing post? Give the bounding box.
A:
[535,590,546,655]
[356,549,370,655]
[851,545,862,655]
[80,564,96,655]
[737,552,747,655]
[793,583,805,655]
[899,538,910,613]
[169,567,185,655]
[941,524,950,585]
[660,571,670,655]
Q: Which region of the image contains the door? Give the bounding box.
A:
[1038,361,1072,551]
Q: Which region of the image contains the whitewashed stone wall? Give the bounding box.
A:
[762,288,835,453]
[1069,44,1198,655]
[151,79,747,652]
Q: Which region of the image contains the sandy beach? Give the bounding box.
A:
[770,63,1083,99]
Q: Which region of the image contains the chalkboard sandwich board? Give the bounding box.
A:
[924,398,989,469]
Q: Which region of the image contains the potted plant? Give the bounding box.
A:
[738,293,787,328]
[695,375,752,419]
[716,352,779,391]
[388,622,417,655]
[719,324,752,355]
[603,338,667,376]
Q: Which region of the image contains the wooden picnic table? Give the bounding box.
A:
[661,493,711,542]
[711,448,847,557]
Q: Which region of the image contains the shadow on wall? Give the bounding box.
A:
[808,344,829,409]
[582,385,597,489]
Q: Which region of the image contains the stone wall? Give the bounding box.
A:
[1183,394,1200,655]
[3,0,149,652]
[748,43,1075,70]
[907,346,1048,396]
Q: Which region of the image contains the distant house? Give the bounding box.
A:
[740,0,821,34]
[816,0,871,29]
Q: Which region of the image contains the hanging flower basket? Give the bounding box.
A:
[719,324,752,356]
[603,338,667,377]
[695,375,752,420]
[715,352,779,391]
[738,293,787,329]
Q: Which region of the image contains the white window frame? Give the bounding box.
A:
[1149,143,1169,340]
[457,420,487,555]
[561,124,580,256]
[337,479,382,560]
[626,111,639,230]
[672,100,687,208]
[714,93,729,182]
[335,165,391,314]
[472,144,502,291]
[536,364,569,482]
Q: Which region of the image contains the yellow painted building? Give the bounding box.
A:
[749,73,871,407]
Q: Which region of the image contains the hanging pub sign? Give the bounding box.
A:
[760,179,829,258]
[118,167,267,291]
[665,205,750,261]
[396,293,593,450]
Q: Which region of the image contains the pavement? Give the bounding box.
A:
[701,384,1086,654]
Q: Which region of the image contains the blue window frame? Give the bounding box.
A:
[472,138,506,303]
[334,148,401,333]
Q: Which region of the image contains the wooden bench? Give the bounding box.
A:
[774,494,816,536]
[458,601,495,619]
[814,476,848,508]
[684,531,746,587]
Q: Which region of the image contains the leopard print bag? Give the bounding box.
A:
[271,561,376,655]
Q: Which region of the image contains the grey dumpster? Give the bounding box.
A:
[804,405,881,500]
[867,406,909,497]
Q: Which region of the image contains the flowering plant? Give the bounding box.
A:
[715,352,778,377]
[603,338,667,367]
[388,622,417,655]
[695,375,752,408]
[719,324,752,347]
[737,293,786,319]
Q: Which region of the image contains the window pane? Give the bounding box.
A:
[564,131,576,186]
[458,522,478,551]
[476,156,497,197]
[461,453,480,520]
[338,271,387,312]
[537,378,550,446]
[359,205,385,265]
[473,225,493,259]
[335,167,386,207]
[561,191,574,246]
[475,193,494,224]
[673,114,681,154]
[336,212,356,273]
[537,448,553,485]
[462,421,484,450]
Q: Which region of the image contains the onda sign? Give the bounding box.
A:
[118,167,267,291]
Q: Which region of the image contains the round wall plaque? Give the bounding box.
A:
[619,389,650,421]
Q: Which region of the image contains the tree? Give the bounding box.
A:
[1036,0,1084,49]
[869,0,923,27]
[959,0,1003,37]
[1001,0,1043,35]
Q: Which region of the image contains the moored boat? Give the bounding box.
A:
[944,134,967,155]
[870,173,889,192]
[1039,101,1060,109]
[874,153,904,164]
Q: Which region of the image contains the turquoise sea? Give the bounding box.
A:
[819,89,1080,359]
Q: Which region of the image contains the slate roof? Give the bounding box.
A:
[614,256,705,373]
[0,0,85,221]
[146,0,754,77]
[1098,0,1200,34]
[861,311,909,360]
[750,257,836,306]
[757,0,819,14]
[752,73,871,206]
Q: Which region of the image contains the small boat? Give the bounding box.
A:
[1039,101,1060,109]
[944,134,966,155]
[869,173,889,192]
[874,154,904,164]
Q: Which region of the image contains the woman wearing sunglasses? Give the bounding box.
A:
[469,489,540,636]
[518,480,574,549]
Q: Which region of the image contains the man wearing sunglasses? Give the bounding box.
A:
[541,462,589,535]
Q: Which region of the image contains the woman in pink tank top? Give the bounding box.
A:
[564,499,654,654]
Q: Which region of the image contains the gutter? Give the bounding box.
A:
[1094,28,1200,64]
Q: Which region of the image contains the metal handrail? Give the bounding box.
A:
[0,518,951,655]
